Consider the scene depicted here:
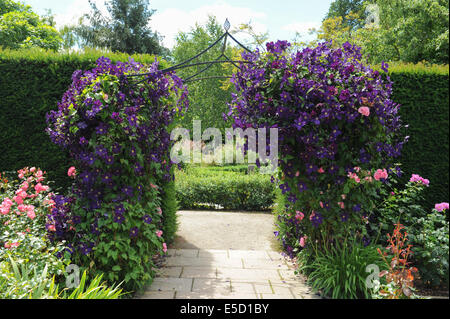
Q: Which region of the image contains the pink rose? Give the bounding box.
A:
[156,230,163,238]
[16,189,27,198]
[27,210,36,220]
[299,236,307,248]
[30,167,36,173]
[34,183,49,194]
[374,169,388,181]
[295,211,304,221]
[157,207,162,215]
[68,167,77,178]
[48,225,56,232]
[358,106,370,117]
[162,243,168,253]
[20,182,29,191]
[295,171,300,177]
[338,201,345,209]
[318,167,325,174]
[18,204,27,212]
[13,196,23,205]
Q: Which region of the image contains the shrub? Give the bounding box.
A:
[45,57,189,293]
[0,168,68,280]
[175,166,275,211]
[0,47,169,191]
[161,177,178,244]
[411,208,449,288]
[376,174,449,288]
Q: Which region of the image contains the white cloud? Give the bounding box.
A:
[54,0,108,27]
[282,21,321,35]
[53,0,268,49]
[149,1,268,48]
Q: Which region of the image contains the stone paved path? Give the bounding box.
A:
[137,211,320,299]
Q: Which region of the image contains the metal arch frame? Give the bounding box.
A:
[126,19,253,85]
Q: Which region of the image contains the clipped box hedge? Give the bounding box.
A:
[175,166,275,211]
[0,47,168,191]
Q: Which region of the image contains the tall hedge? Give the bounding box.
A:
[386,63,449,208]
[0,47,168,191]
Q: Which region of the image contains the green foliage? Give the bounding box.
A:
[175,166,275,211]
[324,0,366,29]
[377,179,449,288]
[72,0,166,56]
[388,65,449,207]
[161,178,178,244]
[0,258,123,299]
[411,210,449,288]
[172,16,234,135]
[298,240,386,299]
[316,0,449,64]
[0,47,168,192]
[0,0,62,51]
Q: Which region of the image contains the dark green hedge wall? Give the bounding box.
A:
[0,48,168,191]
[387,64,449,208]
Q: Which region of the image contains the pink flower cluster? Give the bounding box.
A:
[68,166,77,178]
[374,169,388,181]
[348,167,389,183]
[1,167,51,220]
[435,202,449,212]
[409,174,430,186]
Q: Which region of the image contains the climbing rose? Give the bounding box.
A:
[358,107,370,117]
[68,166,77,178]
[299,236,307,248]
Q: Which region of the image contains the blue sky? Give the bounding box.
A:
[22,0,334,48]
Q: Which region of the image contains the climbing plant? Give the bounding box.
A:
[45,57,189,292]
[228,40,406,256]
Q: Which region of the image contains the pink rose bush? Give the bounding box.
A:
[0,169,68,288]
[1,168,55,249]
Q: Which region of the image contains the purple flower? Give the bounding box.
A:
[130,227,139,238]
[95,145,108,159]
[95,123,109,135]
[279,183,291,194]
[122,186,133,197]
[143,215,152,224]
[298,181,308,192]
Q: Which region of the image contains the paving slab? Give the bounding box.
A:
[139,210,318,300]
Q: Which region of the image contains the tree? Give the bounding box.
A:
[74,0,166,55]
[0,0,62,51]
[172,16,235,135]
[324,0,366,29]
[315,0,449,64]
